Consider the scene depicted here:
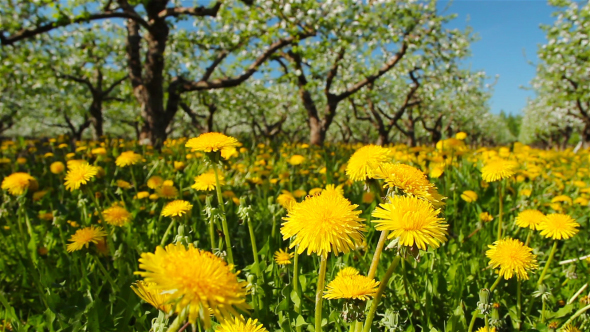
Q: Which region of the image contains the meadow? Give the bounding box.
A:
[0,133,588,332]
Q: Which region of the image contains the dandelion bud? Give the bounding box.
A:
[477,288,491,315]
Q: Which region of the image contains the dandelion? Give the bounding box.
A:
[161,200,193,218]
[116,180,132,189]
[486,238,538,280]
[50,161,65,174]
[115,151,142,167]
[147,176,164,189]
[157,184,178,199]
[281,189,365,257]
[136,244,250,328]
[135,191,149,199]
[323,268,379,301]
[346,145,391,182]
[538,213,580,240]
[480,212,493,222]
[130,280,173,313]
[561,324,581,332]
[289,154,305,166]
[274,249,294,266]
[374,163,444,206]
[64,163,98,191]
[91,147,107,155]
[277,192,296,210]
[185,132,240,153]
[66,226,107,252]
[475,327,496,332]
[372,195,448,250]
[551,195,572,205]
[515,209,545,230]
[215,316,268,332]
[461,190,478,203]
[455,132,467,140]
[102,205,132,226]
[337,267,361,277]
[2,172,35,196]
[481,159,517,182]
[192,171,224,191]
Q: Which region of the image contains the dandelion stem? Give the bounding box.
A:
[524,229,533,247]
[368,230,389,279]
[160,219,176,246]
[560,303,590,328]
[315,255,328,332]
[537,241,558,286]
[208,216,216,251]
[246,215,261,279]
[467,311,478,332]
[362,256,401,332]
[213,163,233,265]
[517,280,522,330]
[93,255,119,292]
[497,181,504,241]
[490,274,502,293]
[293,248,302,332]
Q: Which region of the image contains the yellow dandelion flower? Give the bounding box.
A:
[2,172,35,196]
[486,238,538,280]
[289,155,305,166]
[91,147,107,155]
[323,270,379,301]
[131,280,173,313]
[136,244,250,328]
[537,214,580,240]
[215,316,268,332]
[481,159,518,182]
[574,197,588,205]
[371,195,448,250]
[336,267,360,277]
[173,161,186,171]
[185,132,239,153]
[346,145,392,182]
[192,171,224,191]
[455,132,467,140]
[281,189,366,257]
[64,163,98,191]
[66,226,107,252]
[157,184,178,199]
[480,212,494,222]
[221,146,239,159]
[551,195,572,205]
[147,176,164,189]
[561,324,581,332]
[135,191,150,199]
[102,205,132,226]
[116,179,132,189]
[115,151,142,167]
[515,209,545,230]
[461,190,478,203]
[161,200,193,218]
[309,187,323,196]
[429,166,445,179]
[374,163,444,207]
[362,192,375,203]
[293,189,307,198]
[323,184,344,197]
[475,327,496,332]
[50,161,65,174]
[274,249,294,266]
[277,192,296,210]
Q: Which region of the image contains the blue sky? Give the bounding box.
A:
[437,0,560,115]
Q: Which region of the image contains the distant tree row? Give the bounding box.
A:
[521,0,590,149]
[1,0,513,146]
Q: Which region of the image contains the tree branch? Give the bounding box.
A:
[55,73,96,94]
[335,42,408,102]
[1,10,150,45]
[157,1,222,19]
[325,47,346,96]
[180,31,315,91]
[103,75,128,96]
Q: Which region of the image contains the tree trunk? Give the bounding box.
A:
[309,115,324,146]
[89,98,103,140]
[376,132,388,146]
